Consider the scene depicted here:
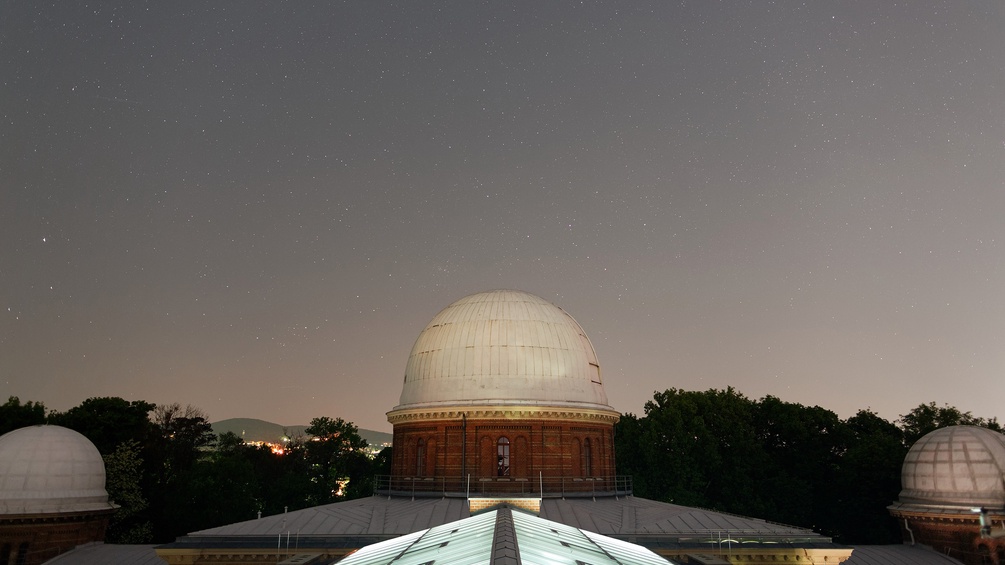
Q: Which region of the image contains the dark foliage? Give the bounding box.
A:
[616,390,998,545]
[0,396,46,435]
[898,401,1002,445]
[102,440,152,543]
[304,416,370,505]
[8,391,997,546]
[37,398,384,542]
[47,397,157,455]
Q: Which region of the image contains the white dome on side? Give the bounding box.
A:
[899,425,1005,510]
[392,290,613,412]
[0,425,115,515]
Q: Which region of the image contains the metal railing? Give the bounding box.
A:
[373,474,633,498]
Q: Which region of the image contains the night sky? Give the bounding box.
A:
[3,2,1003,433]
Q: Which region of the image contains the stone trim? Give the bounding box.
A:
[889,506,1005,521]
[387,406,620,425]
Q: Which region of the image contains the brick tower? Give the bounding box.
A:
[385,290,623,497]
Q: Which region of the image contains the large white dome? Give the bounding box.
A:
[391,290,615,413]
[0,425,115,515]
[898,425,1005,509]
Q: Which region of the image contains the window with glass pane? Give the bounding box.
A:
[497,437,510,476]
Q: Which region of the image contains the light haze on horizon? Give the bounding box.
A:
[2,1,1003,433]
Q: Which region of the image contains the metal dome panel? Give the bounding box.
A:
[0,425,114,515]
[393,290,613,411]
[899,425,1005,509]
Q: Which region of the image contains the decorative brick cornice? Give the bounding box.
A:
[387,405,620,425]
[889,505,1005,522]
[0,508,115,525]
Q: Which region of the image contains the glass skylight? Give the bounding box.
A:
[336,507,674,565]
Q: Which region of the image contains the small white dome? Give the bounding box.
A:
[899,425,1005,509]
[392,290,614,412]
[0,425,115,515]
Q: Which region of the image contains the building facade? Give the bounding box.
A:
[156,289,853,565]
[0,426,117,565]
[385,290,622,496]
[888,425,1005,565]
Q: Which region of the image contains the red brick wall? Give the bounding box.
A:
[898,516,1005,565]
[0,512,112,565]
[391,418,615,494]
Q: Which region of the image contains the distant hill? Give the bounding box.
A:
[211,418,393,447]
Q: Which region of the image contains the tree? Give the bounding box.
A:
[616,388,767,515]
[103,440,153,543]
[832,410,906,544]
[304,417,369,505]
[151,403,216,476]
[147,403,217,541]
[216,430,246,454]
[372,445,392,477]
[0,396,46,436]
[613,412,647,492]
[158,440,261,538]
[620,391,1005,545]
[753,396,849,533]
[47,397,156,455]
[248,440,314,514]
[898,402,1002,445]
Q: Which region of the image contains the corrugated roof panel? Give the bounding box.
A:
[489,321,501,377]
[524,313,540,350]
[845,545,966,565]
[464,341,476,378]
[43,543,162,565]
[446,321,462,378]
[555,343,568,380]
[516,342,529,380]
[540,498,819,540]
[471,320,486,376]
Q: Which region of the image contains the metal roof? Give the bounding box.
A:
[391,290,615,413]
[187,496,470,537]
[899,426,1005,510]
[0,425,115,515]
[845,545,967,565]
[539,497,828,544]
[167,493,834,556]
[42,543,162,565]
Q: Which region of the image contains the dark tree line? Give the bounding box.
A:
[0,396,389,543]
[2,392,999,546]
[614,389,1001,544]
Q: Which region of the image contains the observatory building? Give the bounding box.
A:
[888,425,1005,565]
[157,290,853,564]
[386,289,622,494]
[0,425,117,565]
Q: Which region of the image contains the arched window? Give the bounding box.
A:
[416,439,426,476]
[1,543,11,565]
[583,438,593,476]
[14,543,27,565]
[978,544,991,565]
[497,437,510,476]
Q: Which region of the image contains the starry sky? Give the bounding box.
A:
[3,1,1004,433]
